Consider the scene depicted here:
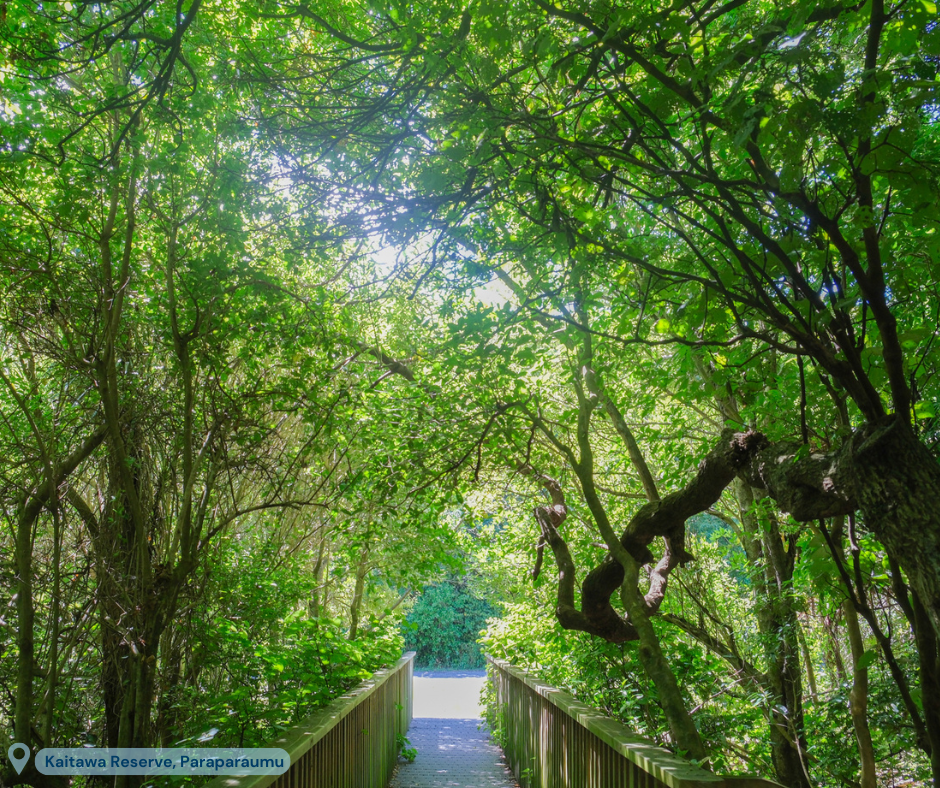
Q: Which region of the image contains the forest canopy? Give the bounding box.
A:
[1,0,940,786]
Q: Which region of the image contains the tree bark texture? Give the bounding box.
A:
[848,419,940,644]
[348,544,371,641]
[912,591,940,783]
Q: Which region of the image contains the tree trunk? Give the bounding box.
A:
[98,473,142,749]
[850,418,940,645]
[309,537,327,618]
[823,613,847,685]
[843,596,877,788]
[912,591,940,784]
[97,434,176,757]
[621,575,709,763]
[41,504,63,748]
[348,544,370,641]
[14,500,36,753]
[823,515,878,788]
[796,618,818,704]
[735,480,811,788]
[156,631,183,747]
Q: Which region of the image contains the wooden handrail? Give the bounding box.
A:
[487,656,783,788]
[204,651,414,788]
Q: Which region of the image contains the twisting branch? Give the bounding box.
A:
[580,429,767,636]
[519,466,638,641]
[518,408,870,646]
[531,534,547,581]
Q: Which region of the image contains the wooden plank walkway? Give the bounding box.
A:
[388,670,518,788]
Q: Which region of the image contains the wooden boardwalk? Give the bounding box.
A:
[388,670,518,788]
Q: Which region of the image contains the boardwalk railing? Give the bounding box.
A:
[488,656,782,788]
[205,651,414,788]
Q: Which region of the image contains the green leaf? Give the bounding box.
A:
[857,650,877,670]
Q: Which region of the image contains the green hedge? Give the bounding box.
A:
[403,578,495,669]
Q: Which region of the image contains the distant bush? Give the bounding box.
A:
[403,578,495,668]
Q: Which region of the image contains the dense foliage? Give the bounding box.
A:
[403,576,495,669]
[479,510,928,783]
[2,0,940,786]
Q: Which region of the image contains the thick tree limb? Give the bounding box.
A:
[526,420,937,649]
[347,339,416,382]
[743,441,856,521]
[520,466,638,642]
[581,429,765,633]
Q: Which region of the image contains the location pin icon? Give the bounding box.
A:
[8,743,30,775]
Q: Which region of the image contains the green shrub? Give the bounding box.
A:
[403,578,495,668]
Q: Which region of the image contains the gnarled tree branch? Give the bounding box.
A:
[519,465,638,642]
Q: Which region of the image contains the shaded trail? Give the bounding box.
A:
[389,670,518,788]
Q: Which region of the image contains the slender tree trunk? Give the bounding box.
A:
[156,631,183,747]
[14,502,36,752]
[620,574,709,763]
[98,471,140,749]
[796,618,818,705]
[41,503,63,747]
[309,537,327,618]
[114,658,137,788]
[348,544,370,641]
[578,470,709,763]
[824,516,878,788]
[735,480,811,788]
[842,596,876,788]
[912,591,940,784]
[823,613,847,684]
